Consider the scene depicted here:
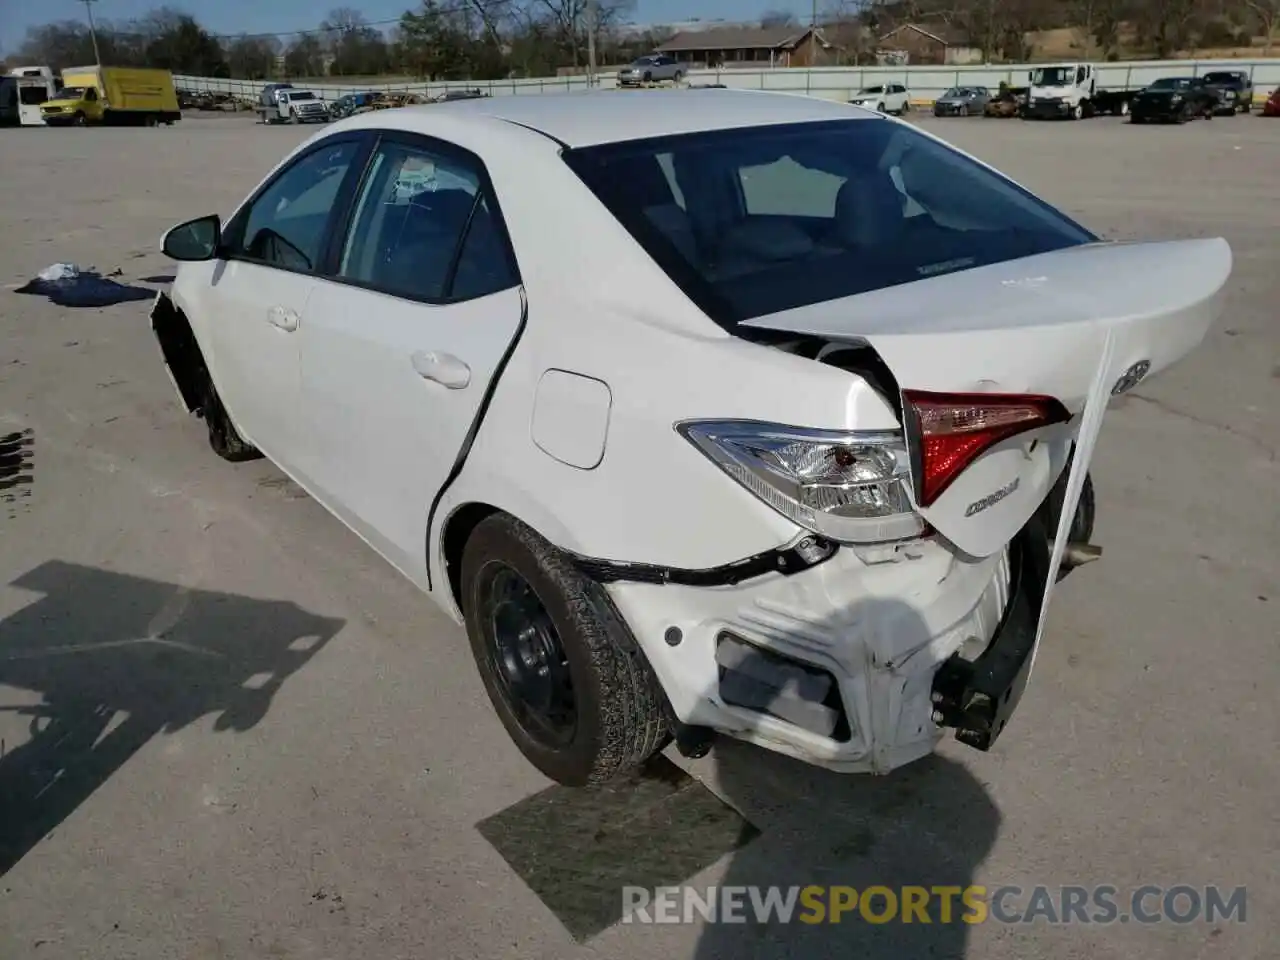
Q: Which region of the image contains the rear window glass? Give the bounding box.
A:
[563,119,1095,328]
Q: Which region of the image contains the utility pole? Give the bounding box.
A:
[81,0,103,67]
[585,0,598,88]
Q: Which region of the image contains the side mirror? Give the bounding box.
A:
[162,214,222,262]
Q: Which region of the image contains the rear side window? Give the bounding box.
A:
[563,119,1095,328]
[338,139,517,302]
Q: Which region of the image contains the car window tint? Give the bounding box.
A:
[339,141,500,301]
[449,195,519,300]
[238,140,358,271]
[564,119,1094,328]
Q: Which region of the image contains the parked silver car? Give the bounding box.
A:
[933,86,991,117]
[617,54,685,86]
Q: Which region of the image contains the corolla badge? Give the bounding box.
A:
[964,476,1020,518]
[1111,359,1152,396]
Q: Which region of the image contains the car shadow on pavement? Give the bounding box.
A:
[0,560,344,877]
[480,595,1000,957]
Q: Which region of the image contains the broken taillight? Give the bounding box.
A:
[902,391,1071,507]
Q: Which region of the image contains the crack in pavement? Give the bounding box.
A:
[1124,392,1277,462]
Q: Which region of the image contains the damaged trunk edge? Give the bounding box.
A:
[742,236,1232,559]
[150,291,208,417]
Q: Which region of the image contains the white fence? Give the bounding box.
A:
[175,58,1280,106]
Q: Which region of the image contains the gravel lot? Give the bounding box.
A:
[0,110,1276,960]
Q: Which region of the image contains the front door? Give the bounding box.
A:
[205,136,366,476]
[299,133,525,583]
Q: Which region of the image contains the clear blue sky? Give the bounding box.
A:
[3,0,816,49]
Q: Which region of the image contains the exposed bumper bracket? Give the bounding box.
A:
[930,517,1051,751]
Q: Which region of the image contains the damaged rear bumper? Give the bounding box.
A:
[605,521,1052,773]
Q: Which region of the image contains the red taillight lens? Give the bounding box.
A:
[902,390,1070,507]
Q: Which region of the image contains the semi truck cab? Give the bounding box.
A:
[1024,62,1096,119]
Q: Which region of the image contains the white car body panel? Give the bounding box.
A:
[742,237,1231,557]
[161,91,1233,773]
[299,281,526,587]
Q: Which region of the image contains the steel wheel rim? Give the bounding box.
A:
[483,563,577,749]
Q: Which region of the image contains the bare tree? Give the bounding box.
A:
[1244,0,1280,53]
[1131,0,1209,57]
[530,0,635,66]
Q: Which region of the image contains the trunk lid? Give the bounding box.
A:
[741,238,1232,556]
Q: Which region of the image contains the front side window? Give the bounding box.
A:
[234,139,360,271]
[564,119,1095,329]
[338,140,516,302]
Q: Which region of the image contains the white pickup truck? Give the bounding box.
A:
[268,88,329,124]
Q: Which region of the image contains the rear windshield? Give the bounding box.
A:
[563,119,1095,328]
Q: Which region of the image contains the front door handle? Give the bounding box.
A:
[411,350,470,389]
[267,306,299,332]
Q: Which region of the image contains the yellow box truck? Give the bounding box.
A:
[40,66,180,126]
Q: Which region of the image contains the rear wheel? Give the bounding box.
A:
[461,514,671,786]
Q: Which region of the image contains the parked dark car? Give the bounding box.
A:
[1130,77,1219,124]
[933,86,990,116]
[1201,70,1254,114]
[328,91,378,119]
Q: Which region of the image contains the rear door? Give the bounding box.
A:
[299,132,524,583]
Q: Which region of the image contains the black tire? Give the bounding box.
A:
[673,70,684,83]
[642,71,652,83]
[73,111,86,126]
[460,513,670,786]
[202,379,261,462]
[1039,467,1097,582]
[959,103,969,117]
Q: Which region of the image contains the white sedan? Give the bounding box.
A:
[151,90,1231,787]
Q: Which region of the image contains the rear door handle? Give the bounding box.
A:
[411,351,471,389]
[267,306,299,332]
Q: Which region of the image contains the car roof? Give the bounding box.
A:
[382,89,877,148]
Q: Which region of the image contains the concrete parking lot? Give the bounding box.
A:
[0,109,1276,960]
